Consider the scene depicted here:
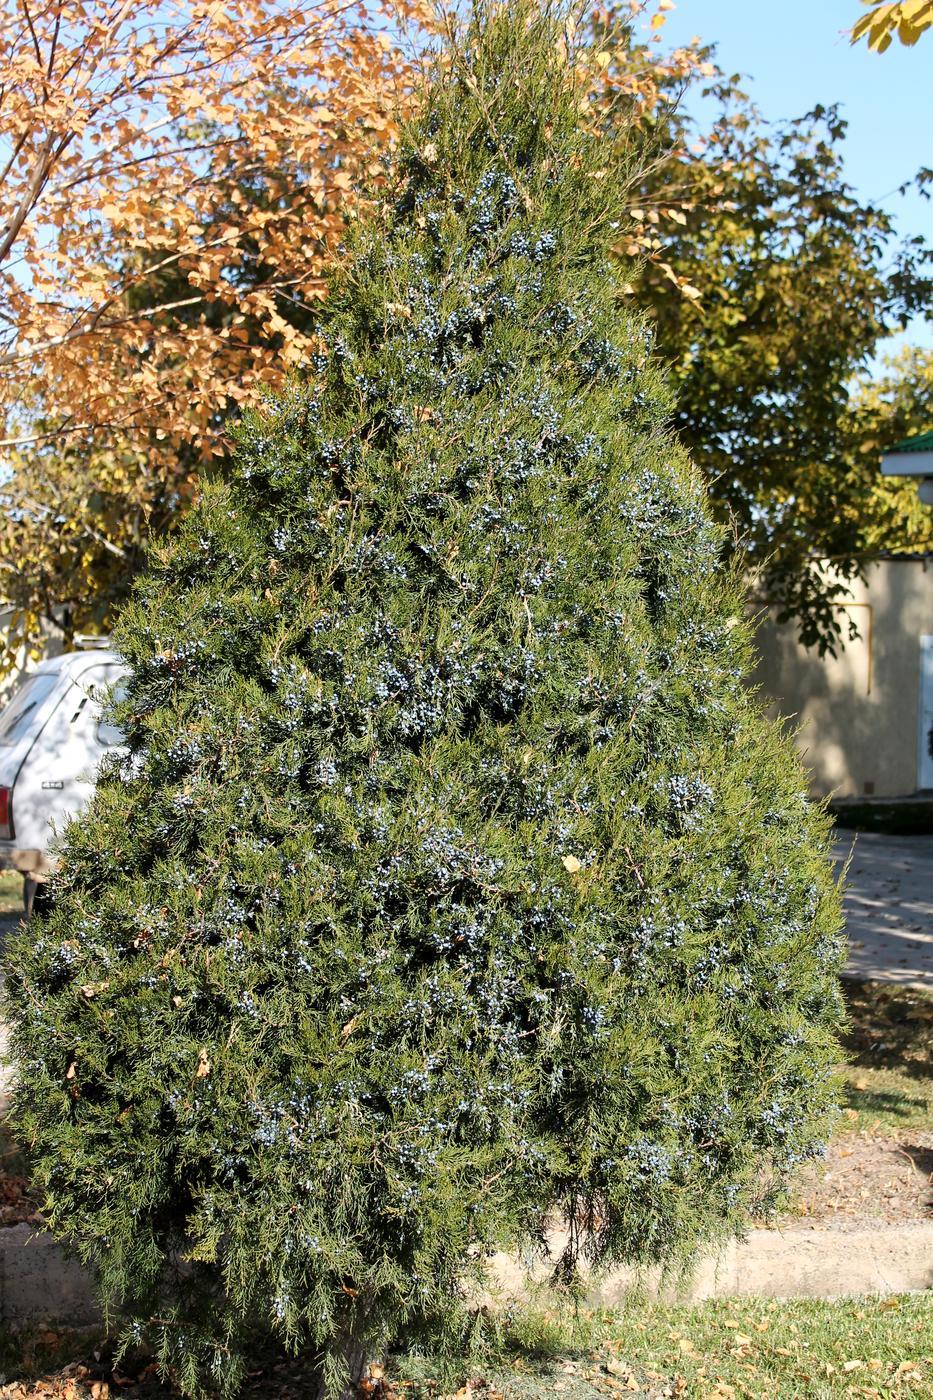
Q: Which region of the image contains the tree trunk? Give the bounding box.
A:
[309,1325,373,1400]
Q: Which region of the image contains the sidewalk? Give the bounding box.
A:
[834,832,933,992]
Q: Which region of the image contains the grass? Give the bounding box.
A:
[0,866,22,915]
[395,1296,933,1398]
[1,1297,930,1398]
[839,977,933,1135]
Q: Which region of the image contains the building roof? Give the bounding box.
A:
[887,429,933,455]
[881,429,933,477]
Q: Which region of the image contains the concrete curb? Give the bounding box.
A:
[490,1223,933,1306]
[1,1224,101,1326]
[3,1221,931,1326]
[702,1224,933,1300]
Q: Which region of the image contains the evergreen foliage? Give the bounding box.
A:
[3,5,845,1395]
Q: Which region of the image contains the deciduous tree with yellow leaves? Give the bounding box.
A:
[0,0,428,660]
[2,0,720,666]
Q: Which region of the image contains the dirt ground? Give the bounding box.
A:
[781,1131,933,1232]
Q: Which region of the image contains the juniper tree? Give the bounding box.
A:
[4,4,844,1396]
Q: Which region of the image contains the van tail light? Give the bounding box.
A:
[0,785,12,841]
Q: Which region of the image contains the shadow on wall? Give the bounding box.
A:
[750,559,933,800]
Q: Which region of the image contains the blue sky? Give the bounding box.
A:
[653,0,932,358]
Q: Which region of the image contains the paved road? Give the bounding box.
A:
[834,832,933,992]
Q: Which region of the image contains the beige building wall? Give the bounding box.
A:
[751,557,933,799]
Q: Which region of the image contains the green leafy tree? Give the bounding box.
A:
[854,343,933,446]
[589,19,933,651]
[851,346,933,554]
[4,4,844,1396]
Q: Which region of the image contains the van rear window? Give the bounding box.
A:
[0,673,58,745]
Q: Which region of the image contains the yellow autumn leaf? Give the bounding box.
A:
[852,0,933,48]
[898,16,926,40]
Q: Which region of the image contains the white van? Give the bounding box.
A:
[0,648,128,903]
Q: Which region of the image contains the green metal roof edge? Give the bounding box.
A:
[886,429,933,454]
